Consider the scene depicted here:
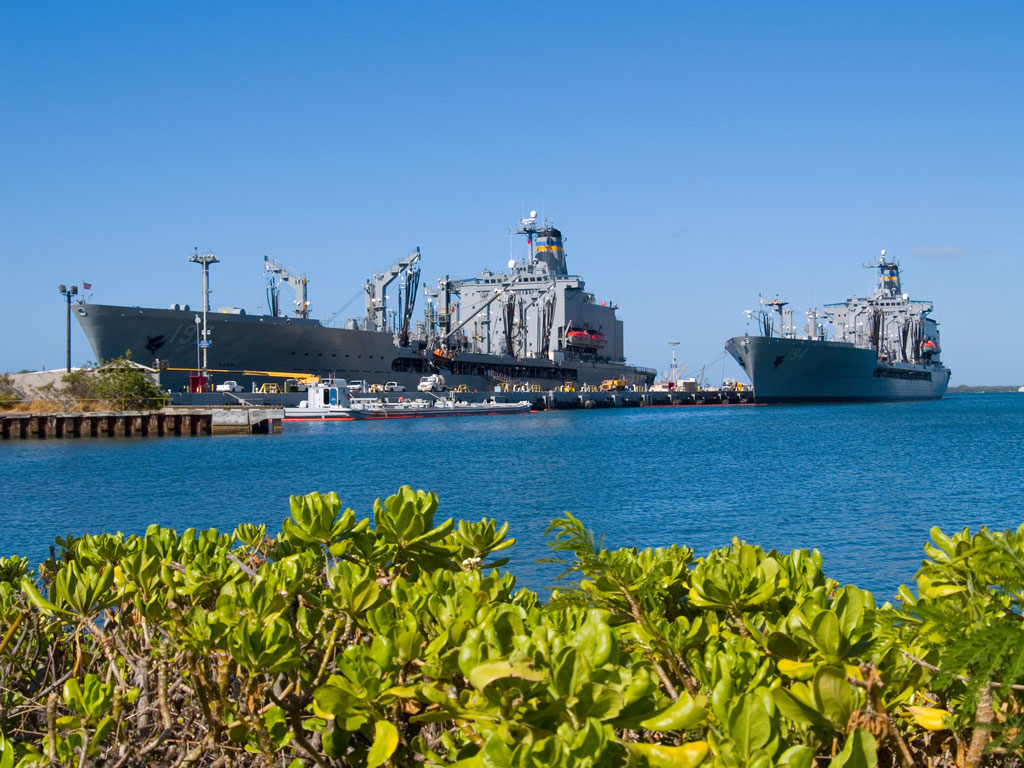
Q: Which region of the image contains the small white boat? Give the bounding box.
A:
[283,381,533,421]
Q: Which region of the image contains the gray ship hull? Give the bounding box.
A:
[75,303,653,392]
[725,335,950,403]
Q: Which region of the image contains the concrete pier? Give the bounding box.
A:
[0,407,282,440]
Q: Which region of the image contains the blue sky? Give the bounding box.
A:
[2,2,1022,384]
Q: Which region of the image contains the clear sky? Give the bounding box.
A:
[2,2,1021,385]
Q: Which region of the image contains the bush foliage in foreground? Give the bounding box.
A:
[0,487,1021,767]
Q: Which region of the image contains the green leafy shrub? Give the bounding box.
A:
[0,488,1020,766]
[91,356,164,409]
[0,374,18,410]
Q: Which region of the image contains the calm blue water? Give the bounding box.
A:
[2,394,1022,600]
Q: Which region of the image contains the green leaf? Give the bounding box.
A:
[778,745,815,768]
[772,686,831,729]
[0,732,13,768]
[810,610,841,660]
[93,714,115,747]
[467,661,545,691]
[832,728,878,768]
[625,741,708,768]
[62,678,85,714]
[20,577,60,614]
[313,684,359,719]
[574,682,624,722]
[367,720,399,768]
[639,692,709,731]
[813,665,857,729]
[766,631,802,660]
[727,693,771,758]
[777,659,816,680]
[322,727,350,758]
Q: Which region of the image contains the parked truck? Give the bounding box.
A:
[417,374,447,392]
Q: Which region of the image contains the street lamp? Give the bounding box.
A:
[188,250,219,385]
[58,284,78,372]
[194,314,201,376]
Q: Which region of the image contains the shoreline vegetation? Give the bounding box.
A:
[1,487,1022,767]
[0,358,165,413]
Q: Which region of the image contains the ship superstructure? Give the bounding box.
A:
[74,212,655,392]
[725,252,950,403]
[421,214,623,361]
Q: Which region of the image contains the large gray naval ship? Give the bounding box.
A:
[74,212,656,392]
[725,253,950,403]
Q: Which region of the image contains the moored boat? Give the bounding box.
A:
[726,252,951,403]
[74,212,656,393]
[283,380,533,421]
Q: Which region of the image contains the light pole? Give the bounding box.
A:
[194,314,201,375]
[188,250,219,386]
[58,284,78,372]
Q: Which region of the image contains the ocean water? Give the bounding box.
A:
[2,394,1021,600]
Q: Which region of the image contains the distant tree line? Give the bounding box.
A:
[946,385,1022,393]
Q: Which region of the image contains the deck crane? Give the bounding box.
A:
[364,248,421,335]
[263,256,310,319]
[438,272,525,351]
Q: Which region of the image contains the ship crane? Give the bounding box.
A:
[364,248,421,333]
[264,256,310,319]
[758,295,793,338]
[398,259,421,346]
[440,268,525,350]
[510,280,558,357]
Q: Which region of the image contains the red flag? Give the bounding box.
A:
[82,282,92,290]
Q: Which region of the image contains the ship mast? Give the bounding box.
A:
[510,210,539,263]
[869,249,902,297]
[668,340,681,384]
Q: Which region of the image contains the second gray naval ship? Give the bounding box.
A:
[74,212,656,392]
[725,252,950,403]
